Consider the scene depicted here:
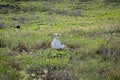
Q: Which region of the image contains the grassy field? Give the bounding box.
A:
[0,0,120,80]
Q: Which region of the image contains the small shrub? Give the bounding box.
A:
[0,4,14,9]
[104,0,120,5]
[0,64,21,80]
[0,39,7,48]
[0,22,6,29]
[70,9,82,17]
[103,68,120,80]
[80,0,94,2]
[37,50,71,58]
[96,37,120,62]
[67,29,86,36]
[12,17,29,24]
[104,0,120,3]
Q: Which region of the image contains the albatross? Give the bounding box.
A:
[51,33,64,49]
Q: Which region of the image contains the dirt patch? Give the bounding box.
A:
[5,51,18,57]
[67,45,80,50]
[33,42,51,51]
[98,68,120,80]
[13,42,30,52]
[26,66,71,80]
[65,44,81,52]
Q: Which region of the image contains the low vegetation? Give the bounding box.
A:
[0,0,120,80]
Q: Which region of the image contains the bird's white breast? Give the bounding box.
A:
[52,38,64,49]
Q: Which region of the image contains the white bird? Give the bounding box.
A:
[51,33,64,49]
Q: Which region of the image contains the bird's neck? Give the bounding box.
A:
[54,37,58,41]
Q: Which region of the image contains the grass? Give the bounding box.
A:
[0,0,120,80]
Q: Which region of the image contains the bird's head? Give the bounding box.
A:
[54,33,59,39]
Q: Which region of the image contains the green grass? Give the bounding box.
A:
[0,0,120,80]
